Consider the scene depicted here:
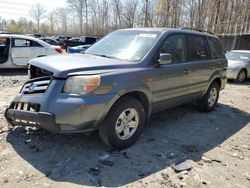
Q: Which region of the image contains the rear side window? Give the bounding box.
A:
[160,34,187,63]
[188,35,209,61]
[208,37,224,59]
[13,39,31,47]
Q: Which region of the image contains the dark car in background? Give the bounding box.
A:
[64,36,98,49]
[40,37,60,47]
[54,35,72,48]
[5,28,227,149]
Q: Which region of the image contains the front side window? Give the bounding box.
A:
[160,34,187,63]
[85,31,161,62]
[189,35,209,61]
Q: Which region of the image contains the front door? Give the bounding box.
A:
[151,34,192,112]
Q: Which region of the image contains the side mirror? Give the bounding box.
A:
[159,53,172,65]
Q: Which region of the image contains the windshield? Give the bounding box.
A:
[225,52,250,62]
[85,31,161,62]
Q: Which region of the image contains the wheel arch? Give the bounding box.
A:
[212,77,222,90]
[240,68,248,77]
[96,89,152,129]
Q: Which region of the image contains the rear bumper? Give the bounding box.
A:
[5,109,60,133]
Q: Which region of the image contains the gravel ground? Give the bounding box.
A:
[0,70,250,188]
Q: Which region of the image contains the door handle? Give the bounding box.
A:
[183,69,191,74]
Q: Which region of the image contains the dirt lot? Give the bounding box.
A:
[0,70,249,188]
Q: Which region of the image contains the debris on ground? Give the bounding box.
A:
[173,160,192,172]
[99,153,114,166]
[202,156,212,163]
[168,152,178,159]
[88,167,100,176]
[181,144,198,153]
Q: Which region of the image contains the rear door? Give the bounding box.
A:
[11,38,31,66]
[185,34,212,94]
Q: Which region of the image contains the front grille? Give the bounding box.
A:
[21,76,51,94]
[10,102,40,112]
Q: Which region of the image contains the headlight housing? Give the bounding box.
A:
[63,75,101,94]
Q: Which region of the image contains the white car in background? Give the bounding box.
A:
[226,50,250,82]
[0,34,62,68]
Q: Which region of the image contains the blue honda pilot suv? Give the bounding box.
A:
[5,28,227,149]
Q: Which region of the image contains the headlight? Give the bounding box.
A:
[63,75,101,94]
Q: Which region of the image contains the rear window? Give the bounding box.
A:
[31,41,43,47]
[188,35,209,61]
[208,37,224,59]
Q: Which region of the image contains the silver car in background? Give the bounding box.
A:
[226,50,250,82]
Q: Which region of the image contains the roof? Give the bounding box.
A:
[0,34,52,47]
[118,27,216,38]
[0,34,38,40]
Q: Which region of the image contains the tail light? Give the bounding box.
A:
[55,48,63,54]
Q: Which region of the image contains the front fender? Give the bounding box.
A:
[95,86,152,129]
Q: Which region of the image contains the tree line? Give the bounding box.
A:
[1,0,250,36]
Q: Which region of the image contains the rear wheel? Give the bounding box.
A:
[197,82,219,112]
[98,97,146,150]
[236,69,247,83]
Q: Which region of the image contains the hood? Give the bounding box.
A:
[227,60,247,68]
[29,54,135,78]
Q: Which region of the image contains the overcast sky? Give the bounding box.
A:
[0,0,67,21]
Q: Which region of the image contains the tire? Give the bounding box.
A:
[98,96,146,150]
[236,69,247,83]
[197,82,219,112]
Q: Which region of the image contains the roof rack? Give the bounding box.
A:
[180,27,213,35]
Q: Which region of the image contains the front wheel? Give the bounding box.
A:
[197,82,219,112]
[98,97,146,150]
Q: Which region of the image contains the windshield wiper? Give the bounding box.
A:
[91,53,118,60]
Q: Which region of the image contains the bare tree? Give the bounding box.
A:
[29,3,46,31]
[47,11,55,33]
[68,0,89,34]
[5,0,250,35]
[123,0,138,28]
[144,0,149,27]
[56,8,68,34]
